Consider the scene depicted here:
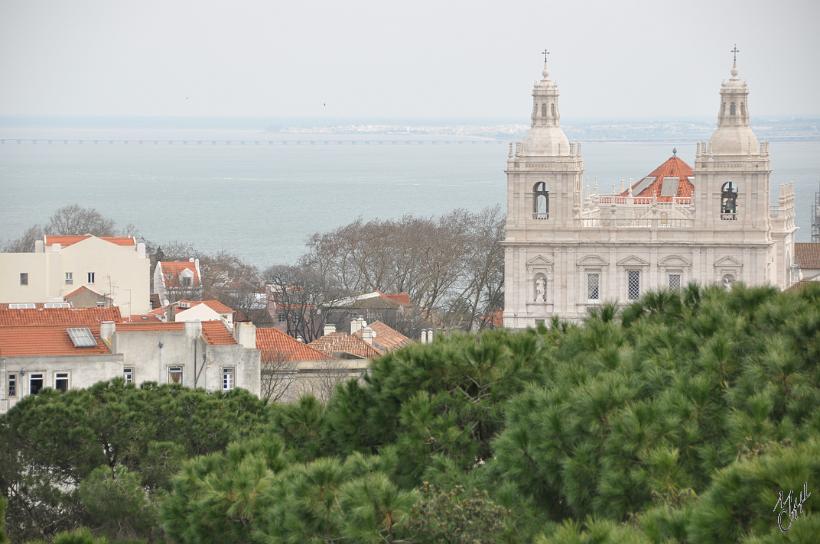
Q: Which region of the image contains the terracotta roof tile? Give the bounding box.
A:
[353,321,412,352]
[158,261,201,289]
[256,328,328,362]
[0,325,111,357]
[63,285,106,299]
[309,332,381,359]
[0,307,122,327]
[795,243,820,270]
[45,235,136,247]
[201,321,237,345]
[379,292,412,306]
[620,155,694,201]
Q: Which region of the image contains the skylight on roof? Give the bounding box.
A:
[67,327,97,347]
[660,177,681,197]
[8,303,36,309]
[632,177,655,195]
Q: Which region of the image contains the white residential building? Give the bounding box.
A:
[0,235,150,314]
[503,54,797,327]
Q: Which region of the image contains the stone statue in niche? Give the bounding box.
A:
[535,275,546,303]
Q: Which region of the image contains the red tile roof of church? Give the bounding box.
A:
[620,155,694,201]
[795,243,820,270]
[353,321,412,352]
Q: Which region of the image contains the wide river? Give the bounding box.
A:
[1,133,818,267]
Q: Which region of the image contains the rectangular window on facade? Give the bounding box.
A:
[627,270,641,300]
[29,373,44,395]
[65,272,73,285]
[668,273,682,290]
[8,374,16,397]
[55,372,69,392]
[20,273,28,286]
[168,366,183,384]
[222,368,234,391]
[87,272,95,284]
[123,367,134,385]
[587,273,600,302]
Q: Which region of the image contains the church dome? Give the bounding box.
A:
[523,125,571,156]
[709,125,759,155]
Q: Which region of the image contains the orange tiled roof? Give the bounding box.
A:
[201,321,237,345]
[159,261,201,289]
[353,321,411,352]
[379,292,412,306]
[45,235,136,247]
[795,243,820,270]
[256,328,328,362]
[149,299,234,318]
[64,285,106,299]
[620,155,694,201]
[127,314,163,322]
[0,325,111,357]
[116,322,186,332]
[0,307,122,327]
[115,320,236,345]
[309,332,382,359]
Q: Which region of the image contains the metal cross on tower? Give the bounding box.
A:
[542,49,550,64]
[731,44,740,66]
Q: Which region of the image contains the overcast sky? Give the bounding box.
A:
[1,0,818,120]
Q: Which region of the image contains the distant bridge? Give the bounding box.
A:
[0,138,501,146]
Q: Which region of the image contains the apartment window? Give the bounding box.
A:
[65,272,73,285]
[87,272,96,284]
[276,312,286,322]
[20,273,29,286]
[668,273,682,290]
[123,367,134,385]
[627,270,641,301]
[181,276,192,287]
[222,368,235,391]
[7,374,16,397]
[55,372,70,392]
[168,366,183,384]
[587,272,600,302]
[29,373,44,395]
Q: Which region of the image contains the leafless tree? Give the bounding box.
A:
[2,225,44,252]
[307,360,362,403]
[259,352,299,404]
[45,204,116,236]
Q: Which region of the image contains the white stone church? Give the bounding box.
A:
[503,54,797,327]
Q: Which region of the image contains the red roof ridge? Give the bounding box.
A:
[256,327,328,362]
[45,235,136,247]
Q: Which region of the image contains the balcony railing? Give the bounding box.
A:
[581,218,693,229]
[720,213,737,221]
[594,196,693,206]
[532,212,549,220]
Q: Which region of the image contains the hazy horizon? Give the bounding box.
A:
[1,0,818,119]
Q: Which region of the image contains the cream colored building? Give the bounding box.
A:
[0,235,150,314]
[503,54,797,327]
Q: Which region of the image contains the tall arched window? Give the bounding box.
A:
[533,182,549,219]
[541,103,546,117]
[730,102,737,116]
[551,103,556,117]
[721,181,738,219]
[740,102,746,119]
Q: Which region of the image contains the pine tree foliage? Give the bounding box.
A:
[2,283,818,542]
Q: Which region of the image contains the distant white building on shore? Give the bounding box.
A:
[503,52,797,327]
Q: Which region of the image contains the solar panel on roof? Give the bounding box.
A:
[660,177,681,197]
[67,327,97,347]
[632,177,655,195]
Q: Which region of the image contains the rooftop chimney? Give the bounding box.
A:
[323,324,336,336]
[234,321,256,349]
[350,317,367,335]
[34,240,44,253]
[361,326,375,345]
[184,320,202,339]
[100,321,116,342]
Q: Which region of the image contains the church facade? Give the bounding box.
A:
[503,55,797,328]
